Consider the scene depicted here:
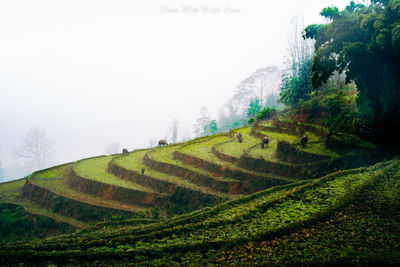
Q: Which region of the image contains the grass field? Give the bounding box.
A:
[74,156,157,192]
[179,133,293,181]
[114,149,234,198]
[148,144,240,183]
[0,178,26,203]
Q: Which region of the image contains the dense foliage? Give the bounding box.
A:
[280,56,314,105]
[307,0,400,138]
[0,204,75,241]
[292,89,358,133]
[256,107,277,120]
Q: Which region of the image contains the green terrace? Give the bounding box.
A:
[113,149,234,199]
[1,159,397,265]
[74,156,158,193]
[148,142,240,183]
[177,131,295,182]
[26,165,151,223]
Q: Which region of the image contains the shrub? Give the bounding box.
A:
[256,107,277,120]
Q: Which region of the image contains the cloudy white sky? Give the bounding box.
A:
[0,0,353,180]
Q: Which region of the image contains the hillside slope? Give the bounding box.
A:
[0,158,398,265]
[0,119,397,265]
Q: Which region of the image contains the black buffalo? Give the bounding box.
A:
[261,136,269,149]
[122,148,129,156]
[300,135,308,148]
[158,139,168,147]
[236,132,243,143]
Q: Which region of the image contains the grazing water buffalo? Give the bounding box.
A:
[158,139,168,147]
[261,136,269,149]
[300,135,308,148]
[122,148,129,156]
[236,132,243,143]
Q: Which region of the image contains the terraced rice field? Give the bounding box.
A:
[29,165,148,214]
[1,158,398,265]
[74,156,156,193]
[114,149,233,198]
[0,119,391,264]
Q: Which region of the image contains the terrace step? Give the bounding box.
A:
[144,153,243,195]
[12,198,87,229]
[110,150,232,199]
[214,128,387,179]
[0,178,86,229]
[25,165,154,222]
[173,150,292,193]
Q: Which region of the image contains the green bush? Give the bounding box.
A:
[247,117,255,125]
[255,107,276,120]
[321,93,356,133]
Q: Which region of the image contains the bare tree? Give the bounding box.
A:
[179,126,192,142]
[285,16,314,77]
[105,142,121,155]
[169,118,179,144]
[234,65,281,111]
[193,107,211,137]
[218,98,246,132]
[14,127,53,170]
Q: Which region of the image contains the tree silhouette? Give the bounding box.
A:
[14,127,53,170]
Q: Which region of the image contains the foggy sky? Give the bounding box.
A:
[0,0,352,181]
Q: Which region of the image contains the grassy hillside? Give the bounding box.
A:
[0,159,398,265]
[0,119,397,265]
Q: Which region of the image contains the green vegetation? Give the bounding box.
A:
[29,165,149,215]
[0,178,26,203]
[0,117,397,265]
[305,0,400,139]
[0,177,88,229]
[1,1,399,264]
[0,158,398,265]
[280,56,314,106]
[148,140,240,184]
[74,156,155,192]
[114,149,229,197]
[0,203,76,242]
[256,106,277,120]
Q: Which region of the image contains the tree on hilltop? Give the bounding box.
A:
[234,65,281,110]
[280,16,315,105]
[169,119,179,144]
[305,0,400,137]
[105,142,121,155]
[14,127,54,171]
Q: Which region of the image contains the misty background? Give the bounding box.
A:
[0,0,351,181]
